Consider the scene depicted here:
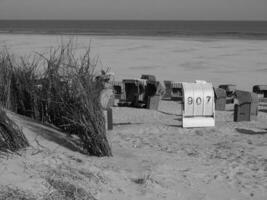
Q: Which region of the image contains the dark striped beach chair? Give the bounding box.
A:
[140,74,156,82]
[144,80,163,110]
[234,90,258,122]
[163,80,172,99]
[120,79,147,107]
[252,85,267,106]
[112,81,124,100]
[170,82,183,101]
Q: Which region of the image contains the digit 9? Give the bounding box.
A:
[187,97,193,105]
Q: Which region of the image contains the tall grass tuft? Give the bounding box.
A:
[0,48,39,117]
[0,108,29,153]
[0,41,112,156]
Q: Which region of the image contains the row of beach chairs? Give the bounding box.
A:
[164,82,267,105]
[164,82,267,122]
[112,74,164,110]
[164,82,265,121]
[112,76,267,106]
[111,77,267,121]
[104,75,267,129]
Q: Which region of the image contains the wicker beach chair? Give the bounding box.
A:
[170,82,183,101]
[252,85,267,104]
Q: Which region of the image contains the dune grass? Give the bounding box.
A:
[0,41,112,156]
[0,108,29,153]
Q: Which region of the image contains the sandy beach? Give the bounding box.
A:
[0,34,267,200]
[0,101,266,200]
[1,34,267,90]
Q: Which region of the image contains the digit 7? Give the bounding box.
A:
[206,96,211,103]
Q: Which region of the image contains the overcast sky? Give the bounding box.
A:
[0,0,266,20]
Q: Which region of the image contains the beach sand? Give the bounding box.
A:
[0,34,267,199]
[1,34,267,89]
[0,102,266,200]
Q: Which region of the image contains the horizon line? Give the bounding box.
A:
[0,19,267,22]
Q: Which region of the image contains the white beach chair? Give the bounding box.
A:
[182,81,215,128]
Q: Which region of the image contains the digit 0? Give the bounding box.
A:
[196,97,202,105]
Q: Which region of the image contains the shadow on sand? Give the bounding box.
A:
[166,117,182,128]
[235,128,267,135]
[113,122,144,126]
[157,110,180,116]
[259,108,267,113]
[167,124,182,128]
[23,121,86,154]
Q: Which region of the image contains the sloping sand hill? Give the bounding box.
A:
[0,101,266,200]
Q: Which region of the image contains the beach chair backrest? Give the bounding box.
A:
[112,81,123,94]
[250,92,259,118]
[182,81,215,128]
[170,82,183,100]
[145,80,158,96]
[234,90,258,121]
[122,79,147,103]
[123,80,139,102]
[114,85,122,94]
[253,85,267,98]
[219,84,236,96]
[215,88,226,99]
[183,82,214,117]
[214,88,226,110]
[163,80,172,99]
[140,74,156,82]
[235,90,252,105]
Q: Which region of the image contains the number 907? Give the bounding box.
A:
[187,96,211,105]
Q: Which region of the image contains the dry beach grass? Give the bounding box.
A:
[0,42,112,156]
